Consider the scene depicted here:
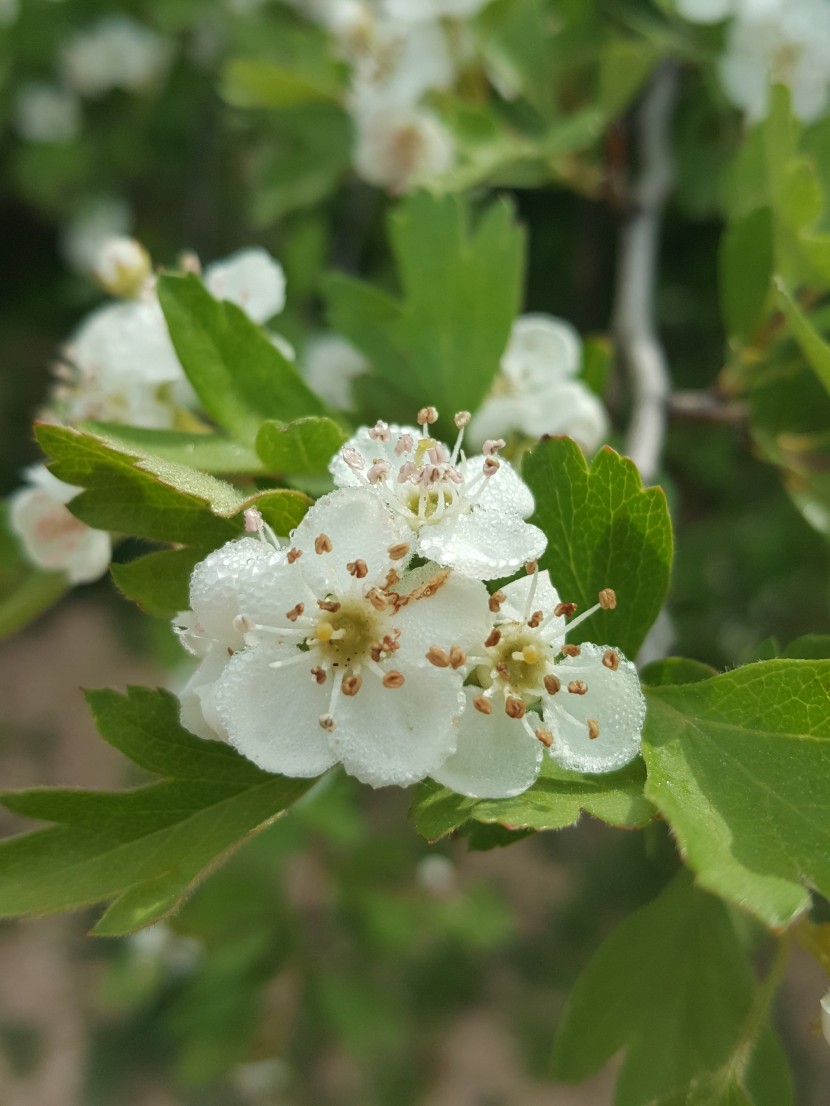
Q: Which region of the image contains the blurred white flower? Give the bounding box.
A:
[60,196,133,276]
[302,333,368,409]
[415,853,458,896]
[330,414,546,580]
[9,465,111,584]
[468,315,609,452]
[347,16,455,108]
[203,247,287,324]
[718,0,830,122]
[92,236,152,299]
[62,15,173,98]
[433,571,645,797]
[14,82,81,143]
[383,0,491,20]
[353,104,454,192]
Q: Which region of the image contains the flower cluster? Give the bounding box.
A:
[678,0,830,122]
[175,408,645,797]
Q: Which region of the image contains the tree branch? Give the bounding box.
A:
[613,62,679,484]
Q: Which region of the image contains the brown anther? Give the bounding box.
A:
[286,603,305,622]
[314,533,333,554]
[587,718,600,740]
[454,410,471,429]
[544,674,561,695]
[384,568,401,589]
[562,644,581,657]
[382,633,400,654]
[317,599,341,613]
[449,645,466,670]
[347,559,368,579]
[527,610,543,628]
[535,727,554,748]
[319,714,335,732]
[382,670,405,688]
[483,457,500,477]
[426,646,451,668]
[488,590,506,613]
[388,541,410,561]
[473,695,492,715]
[554,602,578,618]
[484,628,502,648]
[568,680,588,696]
[370,642,383,663]
[287,547,302,564]
[310,666,327,685]
[417,405,439,425]
[598,588,617,610]
[505,696,526,719]
[342,675,363,697]
[495,662,509,678]
[525,560,538,575]
[366,588,388,611]
[602,649,620,672]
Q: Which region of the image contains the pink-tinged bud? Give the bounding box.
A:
[368,420,392,442]
[342,447,365,471]
[367,460,391,484]
[244,507,263,533]
[482,438,506,456]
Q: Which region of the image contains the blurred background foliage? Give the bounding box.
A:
[1,0,830,1103]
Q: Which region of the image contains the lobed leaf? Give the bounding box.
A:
[256,416,347,475]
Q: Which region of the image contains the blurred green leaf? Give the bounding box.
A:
[640,657,718,686]
[553,871,792,1106]
[0,688,315,935]
[775,281,830,395]
[411,759,652,842]
[222,58,342,109]
[523,438,673,659]
[719,207,773,340]
[256,416,347,475]
[111,547,203,619]
[158,273,326,443]
[599,38,661,118]
[643,660,830,926]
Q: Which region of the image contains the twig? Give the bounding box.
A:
[613,62,679,484]
[667,390,748,424]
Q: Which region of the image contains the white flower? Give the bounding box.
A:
[8,465,111,584]
[468,315,609,452]
[92,236,152,298]
[352,103,455,192]
[339,11,455,107]
[302,333,368,409]
[330,412,546,581]
[382,0,491,21]
[14,82,81,144]
[203,247,287,325]
[822,993,830,1046]
[181,490,492,787]
[432,569,645,797]
[62,15,173,98]
[60,196,133,276]
[717,0,830,122]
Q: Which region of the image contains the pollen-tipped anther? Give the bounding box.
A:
[244,507,263,533]
[568,680,588,695]
[587,719,600,740]
[484,628,501,648]
[382,670,405,688]
[535,727,554,748]
[562,644,581,657]
[482,439,505,456]
[426,646,451,668]
[598,588,617,610]
[314,533,333,554]
[473,695,492,715]
[544,674,561,695]
[482,457,500,477]
[449,645,466,669]
[319,713,335,732]
[417,406,438,426]
[342,675,363,697]
[454,411,471,429]
[505,696,526,719]
[488,590,506,613]
[388,541,410,561]
[368,420,391,442]
[347,559,368,579]
[602,649,620,671]
[555,602,577,618]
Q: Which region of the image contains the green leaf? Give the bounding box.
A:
[35,424,309,545]
[111,547,203,618]
[85,424,263,474]
[0,567,68,641]
[256,416,347,475]
[221,57,342,108]
[553,871,793,1106]
[325,192,525,428]
[0,688,315,934]
[523,438,673,659]
[781,633,830,659]
[410,759,652,843]
[640,657,718,687]
[775,280,830,396]
[719,207,774,340]
[643,660,830,927]
[157,273,326,443]
[599,38,661,119]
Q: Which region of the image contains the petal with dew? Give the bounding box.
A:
[500,570,565,640]
[189,537,287,650]
[458,455,536,519]
[432,688,543,799]
[392,566,492,666]
[215,646,337,777]
[178,647,231,741]
[418,505,546,582]
[543,643,645,773]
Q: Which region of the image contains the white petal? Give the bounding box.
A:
[500,570,563,629]
[466,395,527,450]
[501,314,581,388]
[821,993,830,1046]
[291,488,409,594]
[330,664,464,788]
[189,538,287,649]
[458,455,535,519]
[418,507,546,582]
[432,689,543,799]
[178,648,231,741]
[513,382,609,452]
[543,643,645,773]
[204,247,286,324]
[392,567,492,666]
[329,423,420,487]
[214,646,337,777]
[8,483,111,584]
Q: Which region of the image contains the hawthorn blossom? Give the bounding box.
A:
[383,0,491,19]
[62,16,173,98]
[352,104,455,192]
[8,464,111,584]
[432,569,645,797]
[179,491,492,786]
[330,410,546,580]
[469,315,608,452]
[14,83,81,144]
[203,248,287,324]
[60,196,133,276]
[92,236,151,298]
[302,333,369,409]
